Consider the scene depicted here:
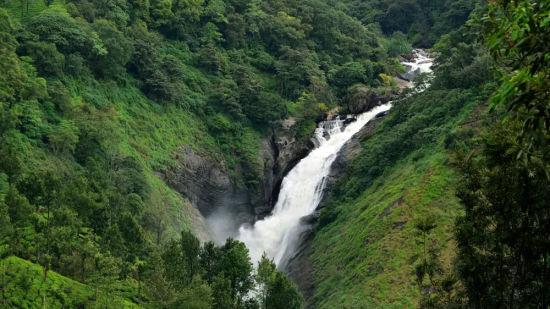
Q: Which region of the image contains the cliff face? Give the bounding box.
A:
[160,119,314,242]
[257,119,315,217]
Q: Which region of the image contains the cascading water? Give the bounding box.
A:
[237,50,433,267]
[402,49,434,75]
[238,104,392,265]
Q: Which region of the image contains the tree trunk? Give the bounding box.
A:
[156,219,162,246]
[42,293,46,309]
[81,256,85,283]
[2,261,6,306]
[137,271,141,299]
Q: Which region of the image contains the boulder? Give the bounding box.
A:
[344,87,381,114]
[398,66,421,81]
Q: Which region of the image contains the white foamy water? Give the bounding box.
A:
[238,104,392,265]
[401,48,434,75]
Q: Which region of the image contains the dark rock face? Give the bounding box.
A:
[280,214,317,305]
[160,118,315,241]
[399,53,415,62]
[344,87,381,114]
[284,115,386,305]
[161,146,255,239]
[256,119,315,218]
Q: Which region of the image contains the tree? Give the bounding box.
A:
[454,123,550,308]
[275,47,323,100]
[20,41,65,77]
[0,9,28,104]
[0,200,13,258]
[212,273,233,309]
[180,230,200,279]
[90,254,122,301]
[48,121,80,155]
[118,212,146,260]
[199,241,220,284]
[27,11,88,54]
[483,0,550,146]
[256,253,276,308]
[91,19,134,78]
[328,62,367,90]
[218,238,253,302]
[162,238,188,289]
[265,272,303,309]
[177,275,214,309]
[412,213,443,306]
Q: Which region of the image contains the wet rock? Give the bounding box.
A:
[400,53,415,61]
[398,66,421,81]
[280,214,317,305]
[344,87,381,114]
[256,119,316,218]
[376,111,388,119]
[343,116,358,125]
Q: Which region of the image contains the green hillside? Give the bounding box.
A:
[2,256,142,308]
[311,87,482,308]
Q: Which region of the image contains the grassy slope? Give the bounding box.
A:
[2,256,142,308]
[312,152,459,308]
[310,89,478,308]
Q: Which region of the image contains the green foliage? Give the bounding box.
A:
[256,254,303,309]
[328,62,368,91]
[265,272,303,309]
[26,9,88,54]
[483,0,550,146]
[2,256,93,308]
[275,47,323,100]
[341,0,477,46]
[311,83,478,308]
[325,88,477,205]
[1,256,141,308]
[387,31,412,57]
[0,0,478,306]
[453,122,550,307]
[91,19,134,78]
[20,41,65,77]
[431,16,493,90]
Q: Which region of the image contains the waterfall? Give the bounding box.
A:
[237,50,433,266]
[238,104,392,265]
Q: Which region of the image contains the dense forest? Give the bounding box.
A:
[1,0,549,308]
